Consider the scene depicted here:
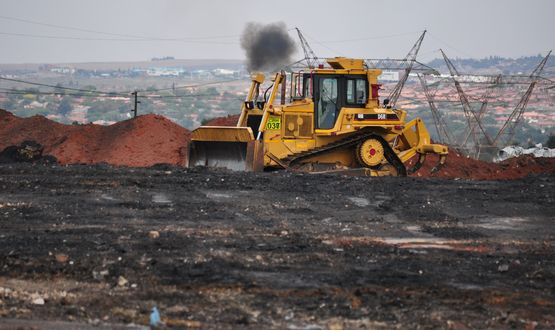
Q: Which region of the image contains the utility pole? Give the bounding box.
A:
[295,27,319,69]
[493,50,552,146]
[460,74,500,147]
[441,49,493,152]
[417,73,453,145]
[418,51,552,159]
[387,30,427,108]
[131,91,140,118]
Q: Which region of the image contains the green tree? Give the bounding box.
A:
[205,87,219,96]
[1,93,19,110]
[54,83,66,96]
[58,97,73,116]
[547,134,555,148]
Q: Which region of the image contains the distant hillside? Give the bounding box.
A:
[2,56,554,77]
[427,54,555,76]
[0,59,245,73]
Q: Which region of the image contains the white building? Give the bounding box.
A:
[380,71,399,82]
[212,68,237,77]
[146,67,186,77]
[50,67,75,74]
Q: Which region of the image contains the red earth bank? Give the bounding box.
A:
[0,109,190,167]
[1,110,554,179]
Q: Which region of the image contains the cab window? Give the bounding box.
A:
[346,79,355,103]
[317,77,338,129]
[356,79,367,104]
[346,78,367,106]
[303,76,312,97]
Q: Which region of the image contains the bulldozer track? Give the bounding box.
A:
[284,129,407,176]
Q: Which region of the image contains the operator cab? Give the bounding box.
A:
[290,58,381,130]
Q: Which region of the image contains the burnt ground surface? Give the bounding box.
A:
[0,163,554,329]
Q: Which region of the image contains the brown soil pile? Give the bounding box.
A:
[409,149,555,180]
[2,109,554,178]
[0,109,190,167]
[205,114,240,126]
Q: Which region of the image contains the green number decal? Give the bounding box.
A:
[266,117,281,130]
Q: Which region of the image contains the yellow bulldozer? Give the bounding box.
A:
[186,57,448,176]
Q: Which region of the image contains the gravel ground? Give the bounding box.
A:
[0,163,554,329]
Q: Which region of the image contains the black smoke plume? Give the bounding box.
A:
[240,22,297,72]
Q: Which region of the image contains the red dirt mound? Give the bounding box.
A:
[205,114,239,126]
[2,109,554,178]
[0,109,190,167]
[408,149,555,180]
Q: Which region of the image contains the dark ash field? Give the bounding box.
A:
[0,164,554,329]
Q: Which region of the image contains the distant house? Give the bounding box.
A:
[212,68,239,78]
[151,56,175,61]
[190,70,212,79]
[146,67,185,77]
[380,71,399,82]
[50,67,75,74]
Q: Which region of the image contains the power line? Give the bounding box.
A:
[427,32,475,59]
[0,74,247,98]
[320,31,422,44]
[1,72,247,96]
[0,14,241,41]
[0,32,238,44]
[0,76,126,96]
[138,78,244,92]
[0,88,123,98]
[0,14,147,40]
[0,87,245,101]
[302,33,344,57]
[138,93,244,100]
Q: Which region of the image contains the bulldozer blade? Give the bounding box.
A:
[187,140,264,171]
[185,126,264,171]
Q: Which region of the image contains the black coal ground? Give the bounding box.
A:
[0,164,553,329]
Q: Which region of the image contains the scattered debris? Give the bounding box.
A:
[117,276,128,287]
[30,293,45,305]
[92,270,109,280]
[54,254,69,264]
[0,140,57,164]
[165,319,201,328]
[498,264,510,272]
[496,144,555,162]
[150,307,162,327]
